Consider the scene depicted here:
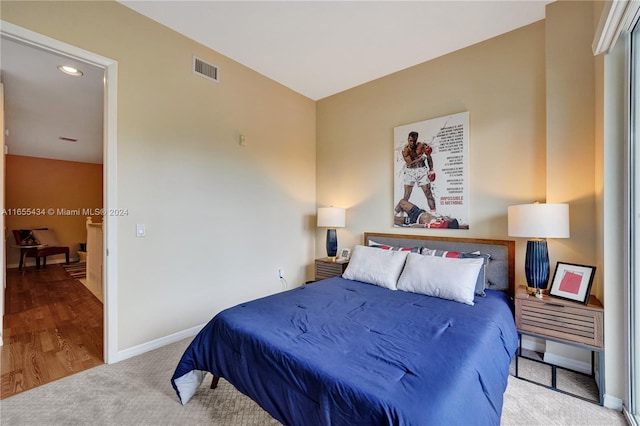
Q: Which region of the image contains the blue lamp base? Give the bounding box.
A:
[525,239,550,297]
[326,228,338,258]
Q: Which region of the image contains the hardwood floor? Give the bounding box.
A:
[1,263,103,399]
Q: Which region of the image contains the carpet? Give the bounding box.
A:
[62,262,87,279]
[0,338,627,426]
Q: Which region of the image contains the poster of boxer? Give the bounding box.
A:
[393,111,469,229]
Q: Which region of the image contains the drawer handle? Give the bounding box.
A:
[544,303,564,308]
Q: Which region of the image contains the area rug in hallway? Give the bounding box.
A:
[62,262,86,279]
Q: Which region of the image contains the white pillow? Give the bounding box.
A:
[31,229,60,247]
[342,245,409,290]
[397,253,483,305]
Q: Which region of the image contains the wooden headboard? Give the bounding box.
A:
[363,232,516,297]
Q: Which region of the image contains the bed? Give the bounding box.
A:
[171,232,518,425]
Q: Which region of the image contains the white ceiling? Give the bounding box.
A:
[119,0,552,100]
[0,1,551,163]
[1,38,104,164]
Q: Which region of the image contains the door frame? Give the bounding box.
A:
[1,82,5,347]
[0,21,118,363]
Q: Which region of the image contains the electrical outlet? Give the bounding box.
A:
[278,268,284,279]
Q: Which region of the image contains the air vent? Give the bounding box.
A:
[193,56,219,82]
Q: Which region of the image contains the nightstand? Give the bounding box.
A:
[314,258,349,281]
[514,285,604,405]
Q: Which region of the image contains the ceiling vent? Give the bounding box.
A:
[193,55,219,83]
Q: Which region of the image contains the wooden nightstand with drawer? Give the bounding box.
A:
[314,258,349,281]
[514,285,604,405]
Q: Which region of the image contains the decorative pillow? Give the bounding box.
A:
[421,248,490,296]
[31,229,60,247]
[397,253,483,305]
[420,248,461,258]
[484,257,507,290]
[368,240,421,253]
[459,252,491,297]
[342,245,409,290]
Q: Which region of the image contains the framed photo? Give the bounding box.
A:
[337,248,351,262]
[549,262,596,304]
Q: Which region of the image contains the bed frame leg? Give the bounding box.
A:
[210,376,220,389]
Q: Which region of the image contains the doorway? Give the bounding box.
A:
[0,21,118,390]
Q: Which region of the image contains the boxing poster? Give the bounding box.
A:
[393,111,469,229]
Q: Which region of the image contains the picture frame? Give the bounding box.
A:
[337,248,351,262]
[548,262,596,304]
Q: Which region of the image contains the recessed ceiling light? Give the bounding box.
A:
[57,65,83,76]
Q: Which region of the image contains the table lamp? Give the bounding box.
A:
[317,207,346,260]
[508,203,570,298]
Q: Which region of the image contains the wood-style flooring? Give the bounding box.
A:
[1,263,103,399]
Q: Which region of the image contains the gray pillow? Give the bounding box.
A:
[459,252,491,297]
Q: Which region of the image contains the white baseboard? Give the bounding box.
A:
[604,394,624,411]
[521,335,546,353]
[114,323,205,363]
[543,351,592,375]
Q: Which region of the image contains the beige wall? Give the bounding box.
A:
[545,1,597,280]
[1,0,625,406]
[1,1,317,349]
[316,0,623,405]
[4,154,103,266]
[542,0,599,391]
[317,20,547,269]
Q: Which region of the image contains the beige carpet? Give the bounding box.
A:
[0,338,627,425]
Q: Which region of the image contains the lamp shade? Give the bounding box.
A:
[317,207,346,228]
[507,203,570,238]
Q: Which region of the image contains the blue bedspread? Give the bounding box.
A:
[172,277,518,425]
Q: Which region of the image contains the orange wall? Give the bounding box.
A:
[5,155,103,267]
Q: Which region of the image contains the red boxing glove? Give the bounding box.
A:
[427,220,448,229]
[423,144,433,156]
[427,170,436,182]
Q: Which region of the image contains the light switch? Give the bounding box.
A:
[239,135,247,146]
[136,224,146,237]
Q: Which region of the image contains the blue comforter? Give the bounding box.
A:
[172,277,518,425]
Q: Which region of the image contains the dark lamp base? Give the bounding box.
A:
[326,228,337,258]
[525,239,550,291]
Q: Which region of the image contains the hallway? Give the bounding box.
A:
[1,263,103,398]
